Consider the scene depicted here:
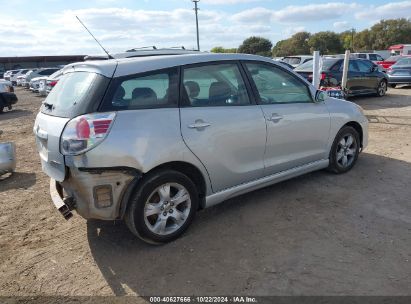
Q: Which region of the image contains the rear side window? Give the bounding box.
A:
[368,54,378,61]
[357,60,372,72]
[101,68,178,110]
[357,54,367,59]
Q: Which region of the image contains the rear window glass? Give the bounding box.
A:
[41,71,109,118]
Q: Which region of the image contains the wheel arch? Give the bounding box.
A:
[343,121,363,148]
[119,161,208,219]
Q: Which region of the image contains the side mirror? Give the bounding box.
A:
[315,90,326,103]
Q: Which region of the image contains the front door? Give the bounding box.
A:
[243,61,331,175]
[179,62,267,192]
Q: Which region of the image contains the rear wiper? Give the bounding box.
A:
[43,102,54,110]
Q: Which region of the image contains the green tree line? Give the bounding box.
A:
[211,18,411,57]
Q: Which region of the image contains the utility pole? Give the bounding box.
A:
[192,0,200,51]
[351,28,355,52]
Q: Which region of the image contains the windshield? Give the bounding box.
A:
[41,71,110,118]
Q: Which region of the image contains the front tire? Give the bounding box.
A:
[328,126,360,174]
[376,80,387,97]
[389,84,397,88]
[125,170,199,244]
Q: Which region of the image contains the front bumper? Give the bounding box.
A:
[49,167,139,220]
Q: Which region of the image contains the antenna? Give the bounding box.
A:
[76,16,113,59]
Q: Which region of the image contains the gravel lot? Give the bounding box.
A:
[0,86,410,297]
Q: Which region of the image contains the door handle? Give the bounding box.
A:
[266,113,283,123]
[188,120,211,130]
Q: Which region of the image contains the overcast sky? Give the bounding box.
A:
[0,0,410,56]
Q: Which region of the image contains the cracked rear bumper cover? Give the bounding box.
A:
[50,179,73,220]
[49,167,141,220]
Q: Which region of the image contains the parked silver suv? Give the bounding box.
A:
[34,53,368,244]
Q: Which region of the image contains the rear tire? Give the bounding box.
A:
[376,80,387,97]
[125,170,199,244]
[389,84,397,88]
[328,126,360,174]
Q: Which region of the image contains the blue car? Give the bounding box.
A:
[295,58,389,98]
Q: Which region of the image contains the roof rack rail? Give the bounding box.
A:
[126,46,157,52]
[168,46,186,50]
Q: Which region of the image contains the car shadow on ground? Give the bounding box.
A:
[87,153,411,296]
[0,109,32,122]
[0,172,36,192]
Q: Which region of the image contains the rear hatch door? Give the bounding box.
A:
[34,113,69,182]
[33,63,115,182]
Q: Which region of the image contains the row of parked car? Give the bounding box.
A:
[3,67,63,95]
[276,53,411,96]
[0,67,64,114]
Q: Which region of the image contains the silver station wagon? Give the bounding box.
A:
[34,53,368,244]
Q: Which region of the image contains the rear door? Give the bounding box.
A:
[179,62,267,192]
[242,61,330,175]
[342,60,363,94]
[356,60,379,92]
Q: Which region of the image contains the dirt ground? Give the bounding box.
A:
[0,86,410,297]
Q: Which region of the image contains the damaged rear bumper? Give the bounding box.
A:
[49,166,141,220]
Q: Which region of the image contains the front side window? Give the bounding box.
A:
[103,68,178,110]
[245,62,313,104]
[182,63,250,107]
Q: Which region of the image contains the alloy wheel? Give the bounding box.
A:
[143,182,191,235]
[378,81,387,96]
[336,134,357,168]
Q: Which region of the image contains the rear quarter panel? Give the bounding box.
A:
[66,108,213,194]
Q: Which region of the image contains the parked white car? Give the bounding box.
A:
[30,76,49,93]
[351,53,385,63]
[281,55,313,68]
[23,68,59,88]
[39,69,63,96]
[16,75,26,86]
[3,70,18,81]
[10,69,29,85]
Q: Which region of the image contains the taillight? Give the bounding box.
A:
[60,112,116,155]
[50,81,58,87]
[320,72,326,80]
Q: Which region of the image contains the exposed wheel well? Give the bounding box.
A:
[344,121,363,148]
[144,161,207,209]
